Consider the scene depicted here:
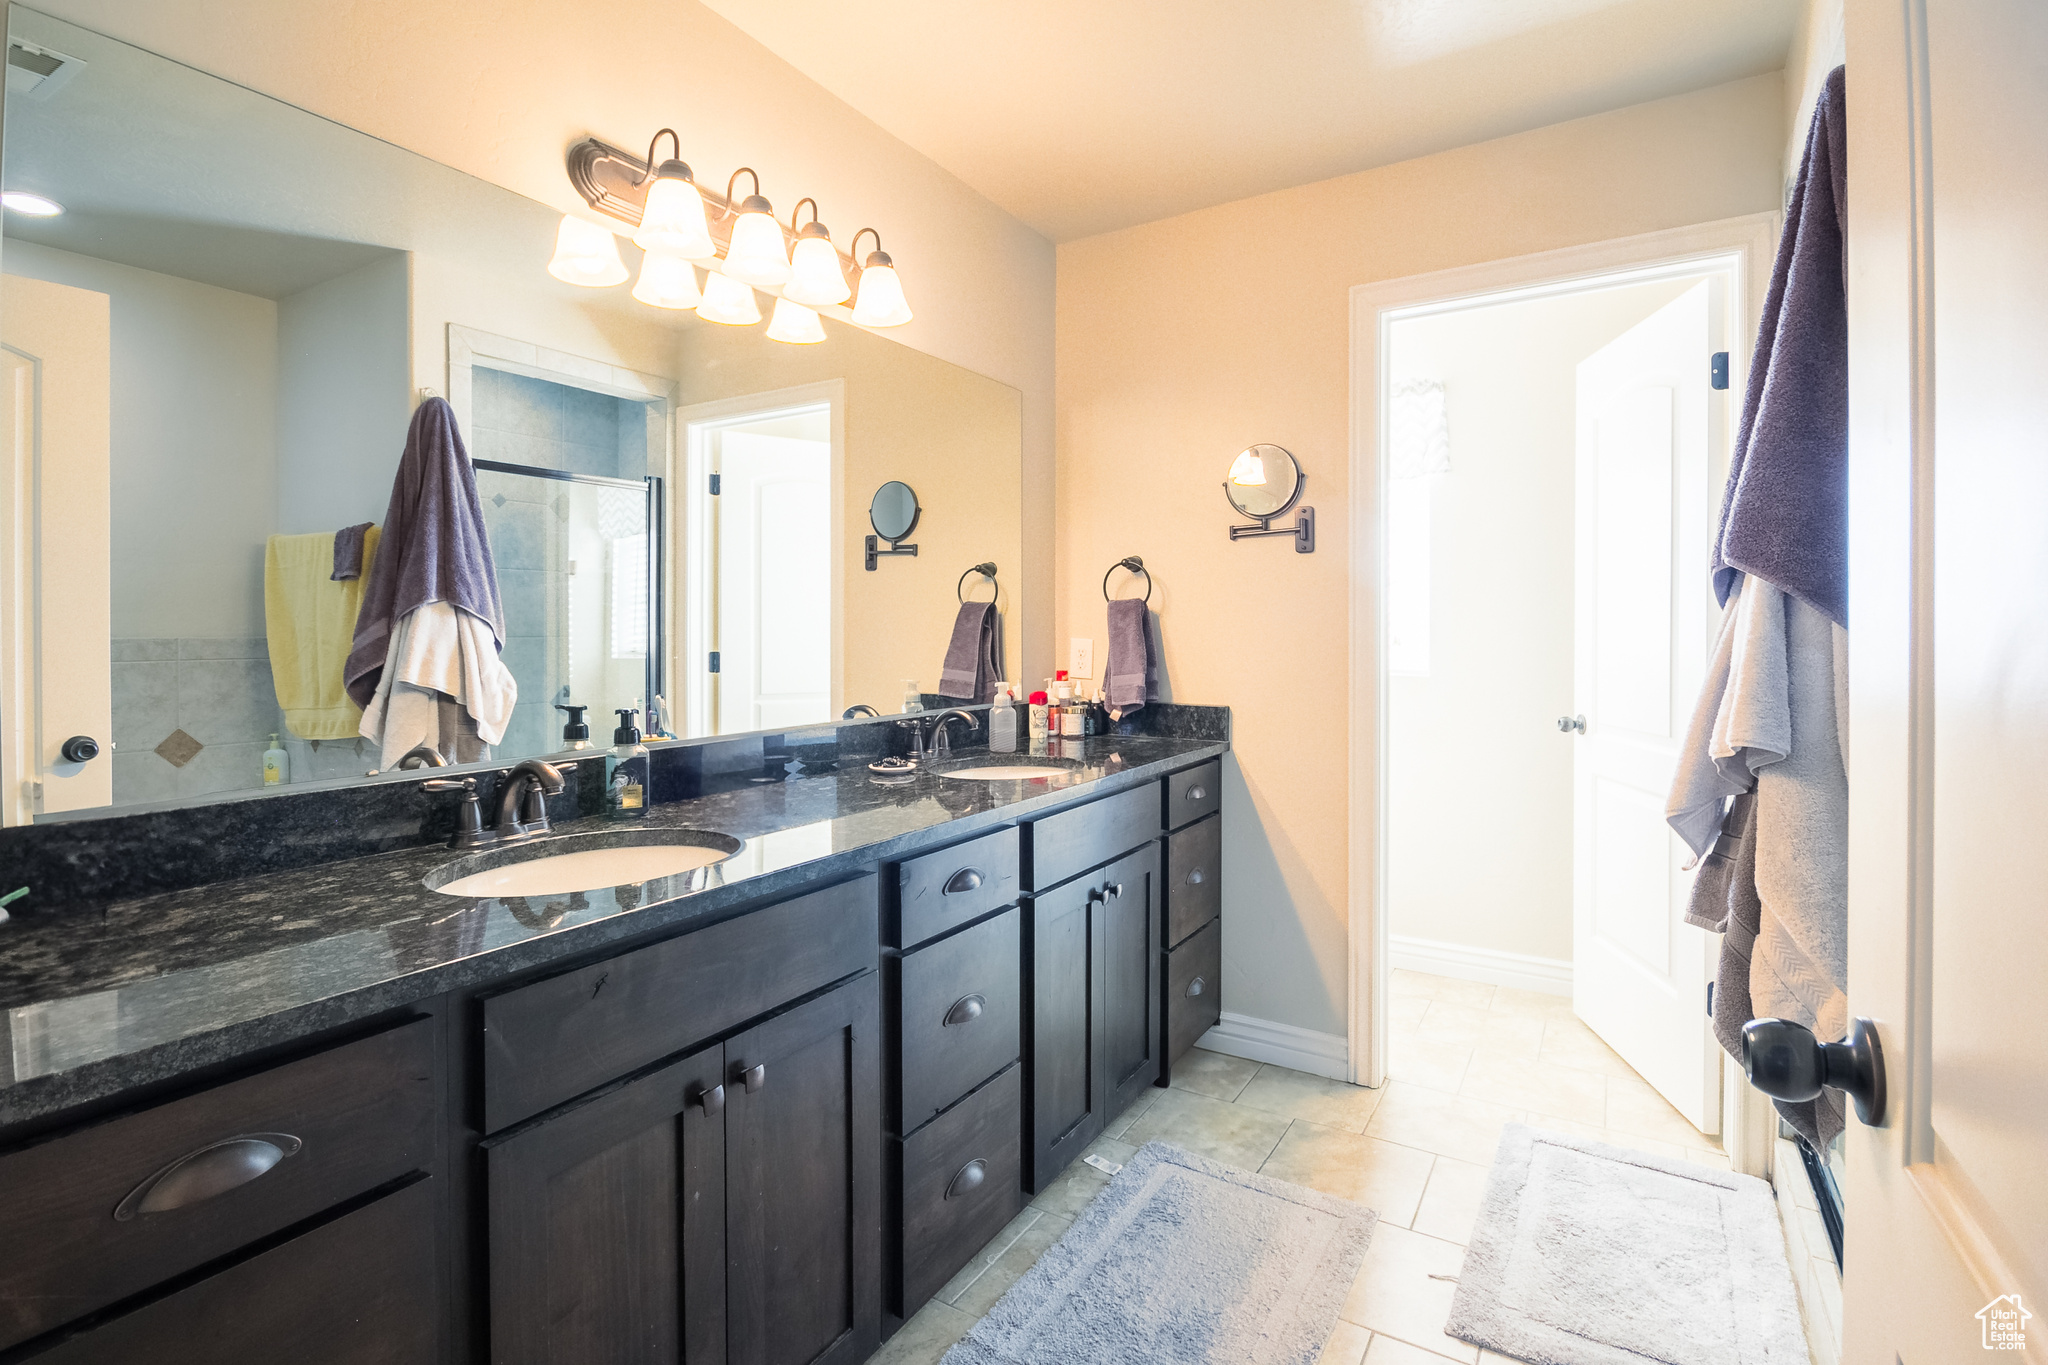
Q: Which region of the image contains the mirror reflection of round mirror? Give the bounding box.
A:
[870,480,921,542]
[1223,444,1302,520]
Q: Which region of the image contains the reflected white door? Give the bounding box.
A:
[1571,281,1719,1133]
[1,274,112,822]
[1844,1,2048,1353]
[712,430,830,733]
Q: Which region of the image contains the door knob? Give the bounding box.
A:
[1740,1016,1886,1125]
[736,1062,766,1093]
[60,735,100,763]
[1555,715,1586,734]
[691,1083,725,1116]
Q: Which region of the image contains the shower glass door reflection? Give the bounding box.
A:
[474,463,660,761]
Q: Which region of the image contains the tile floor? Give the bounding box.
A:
[872,968,1727,1365]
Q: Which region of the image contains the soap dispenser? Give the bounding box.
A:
[555,703,591,751]
[606,708,651,817]
[262,734,289,786]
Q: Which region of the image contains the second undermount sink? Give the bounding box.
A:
[936,764,1075,781]
[428,830,744,897]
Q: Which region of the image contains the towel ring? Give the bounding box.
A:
[958,562,998,603]
[1103,556,1152,603]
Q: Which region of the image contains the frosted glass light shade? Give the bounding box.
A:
[548,215,627,287]
[696,270,762,326]
[633,250,702,309]
[784,234,851,306]
[1228,449,1268,486]
[723,204,791,287]
[634,174,716,261]
[766,297,827,345]
[851,255,912,327]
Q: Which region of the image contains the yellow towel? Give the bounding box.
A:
[264,526,380,740]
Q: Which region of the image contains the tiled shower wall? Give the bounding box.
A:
[110,639,374,805]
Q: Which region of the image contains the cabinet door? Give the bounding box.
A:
[485,1043,727,1365]
[1098,843,1161,1119]
[725,975,880,1365]
[1025,875,1101,1192]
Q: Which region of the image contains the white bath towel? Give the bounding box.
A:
[357,600,518,769]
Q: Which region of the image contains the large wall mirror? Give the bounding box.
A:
[0,7,1023,823]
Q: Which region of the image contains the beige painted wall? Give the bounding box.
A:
[1386,277,1700,966]
[27,0,1057,685]
[677,318,1023,717]
[1055,73,1785,1040]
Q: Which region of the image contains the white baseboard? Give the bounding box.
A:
[1196,1011,1349,1082]
[1388,934,1574,997]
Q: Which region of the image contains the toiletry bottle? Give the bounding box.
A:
[1028,689,1050,742]
[606,708,651,817]
[262,733,289,786]
[555,703,591,751]
[902,679,925,714]
[1081,689,1099,738]
[989,684,1018,753]
[1058,678,1083,738]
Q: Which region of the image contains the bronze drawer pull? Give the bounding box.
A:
[946,1159,988,1199]
[1187,977,1206,998]
[944,994,986,1027]
[692,1083,726,1116]
[1184,783,1207,802]
[737,1063,766,1093]
[943,867,985,894]
[1186,866,1205,885]
[113,1133,302,1221]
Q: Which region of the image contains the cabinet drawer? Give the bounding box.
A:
[0,1018,438,1352]
[1164,759,1221,831]
[24,1176,440,1365]
[1164,813,1222,948]
[1025,781,1160,891]
[892,826,1020,949]
[897,908,1021,1132]
[1164,917,1222,1069]
[896,1064,1023,1315]
[482,876,877,1132]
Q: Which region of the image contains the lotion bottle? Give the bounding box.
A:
[606,708,651,817]
[262,734,289,786]
[1028,689,1050,741]
[989,685,1018,753]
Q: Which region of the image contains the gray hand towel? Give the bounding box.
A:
[1106,598,1154,716]
[330,522,374,581]
[344,397,506,709]
[1712,65,1848,626]
[937,602,1002,703]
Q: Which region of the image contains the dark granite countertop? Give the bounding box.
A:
[0,735,1225,1125]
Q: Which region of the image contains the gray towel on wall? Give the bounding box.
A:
[1712,65,1848,626]
[937,601,1002,703]
[1105,597,1154,716]
[330,521,374,581]
[344,398,506,709]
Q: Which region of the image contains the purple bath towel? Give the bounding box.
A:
[1105,597,1154,716]
[344,398,506,708]
[1712,66,1847,626]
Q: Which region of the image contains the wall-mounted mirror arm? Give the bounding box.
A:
[1223,443,1315,553]
[1227,503,1316,553]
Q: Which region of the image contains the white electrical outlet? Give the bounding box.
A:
[1070,637,1095,678]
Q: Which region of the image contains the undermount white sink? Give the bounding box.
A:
[936,765,1074,781]
[431,836,740,897]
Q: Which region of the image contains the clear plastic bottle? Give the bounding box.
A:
[902,679,925,714]
[989,684,1018,753]
[606,708,651,817]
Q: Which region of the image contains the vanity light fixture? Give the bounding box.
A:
[547,214,627,287]
[850,228,914,327]
[1,190,62,216]
[766,296,827,344]
[782,198,851,307]
[696,269,762,326]
[632,249,702,310]
[630,129,717,261]
[719,168,792,288]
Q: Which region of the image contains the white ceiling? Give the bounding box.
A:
[704,0,1799,242]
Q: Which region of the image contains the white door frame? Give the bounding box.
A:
[1346,214,1778,1110]
[674,380,845,739]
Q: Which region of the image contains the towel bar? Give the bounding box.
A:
[1103,556,1151,603]
[957,563,998,603]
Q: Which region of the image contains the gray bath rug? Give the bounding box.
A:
[940,1141,1376,1365]
[1447,1125,1807,1365]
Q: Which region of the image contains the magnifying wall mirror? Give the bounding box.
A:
[865,480,921,570]
[1224,443,1316,553]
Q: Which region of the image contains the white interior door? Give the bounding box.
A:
[1571,281,1720,1133]
[712,430,830,734]
[1845,2,2047,1354]
[2,274,112,822]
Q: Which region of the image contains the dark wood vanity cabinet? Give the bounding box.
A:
[486,973,880,1365]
